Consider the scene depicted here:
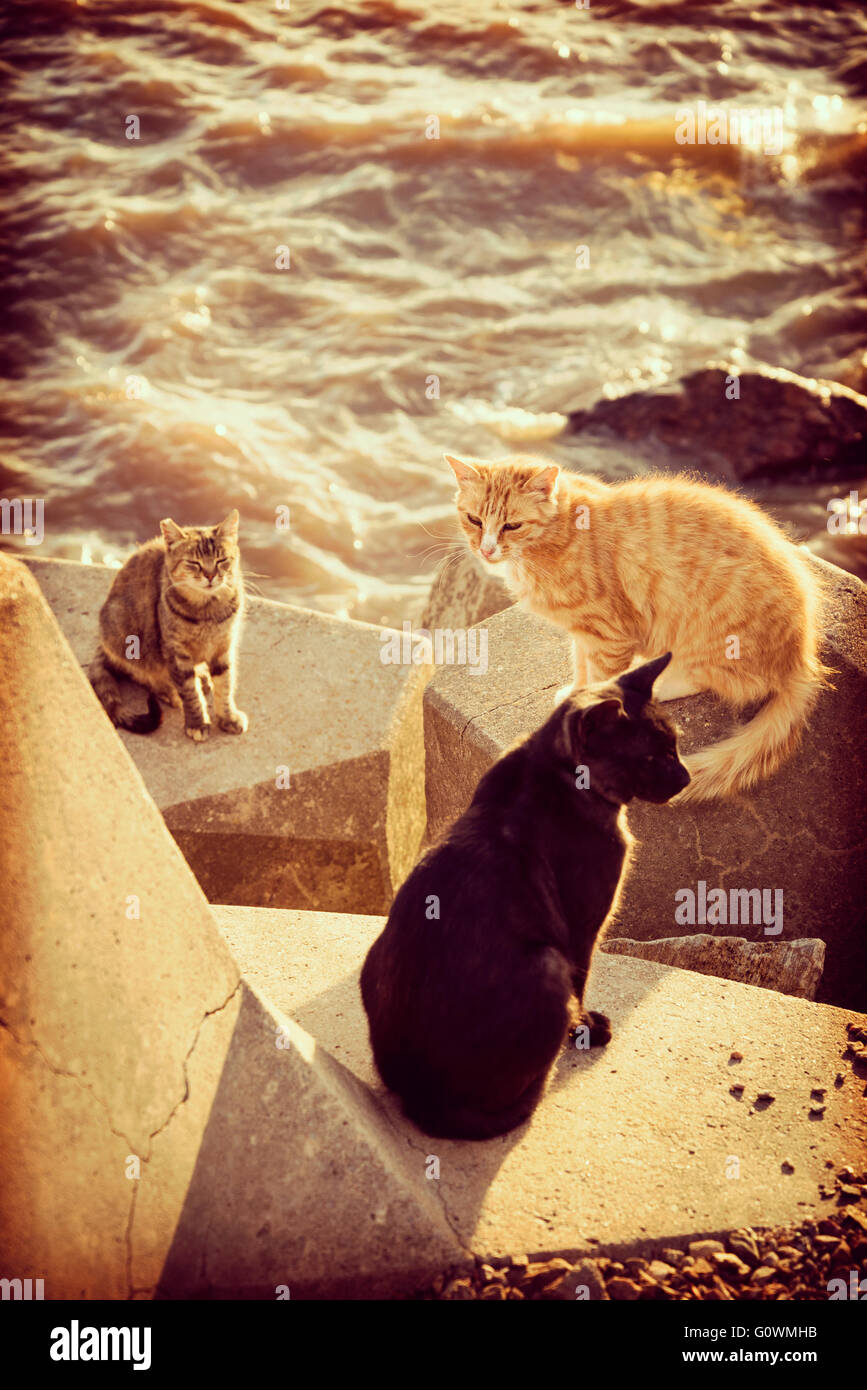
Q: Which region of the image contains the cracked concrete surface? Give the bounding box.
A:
[0,555,241,1298]
[422,555,867,1009]
[215,904,867,1272]
[0,556,463,1301]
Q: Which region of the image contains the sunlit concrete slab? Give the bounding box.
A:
[23,556,426,914]
[215,904,867,1265]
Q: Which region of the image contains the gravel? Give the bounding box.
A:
[419,1168,867,1301]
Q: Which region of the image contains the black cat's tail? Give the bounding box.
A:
[88,650,162,734]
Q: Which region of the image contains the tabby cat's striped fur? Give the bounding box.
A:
[88,510,247,743]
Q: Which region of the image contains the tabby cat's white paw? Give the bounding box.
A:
[218,709,248,734]
[185,723,210,742]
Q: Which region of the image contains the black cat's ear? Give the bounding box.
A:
[618,652,672,700]
[581,696,624,735]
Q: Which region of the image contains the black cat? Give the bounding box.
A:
[360,652,690,1140]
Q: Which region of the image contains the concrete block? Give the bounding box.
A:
[602,936,826,1000]
[157,982,465,1299]
[422,556,867,1010]
[0,555,465,1300]
[22,556,426,914]
[421,549,513,632]
[215,904,867,1264]
[0,553,241,1299]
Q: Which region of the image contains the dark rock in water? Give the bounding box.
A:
[566,364,867,482]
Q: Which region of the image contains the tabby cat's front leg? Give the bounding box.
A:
[210,651,248,735]
[169,658,210,742]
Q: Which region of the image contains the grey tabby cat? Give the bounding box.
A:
[88,510,248,742]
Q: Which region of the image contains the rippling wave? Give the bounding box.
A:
[1,0,865,621]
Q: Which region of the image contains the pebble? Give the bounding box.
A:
[688,1239,726,1258]
[781,1160,795,1174]
[567,1260,609,1301]
[728,1233,760,1267]
[647,1260,677,1282]
[711,1251,751,1279]
[607,1277,642,1301]
[750,1266,778,1285]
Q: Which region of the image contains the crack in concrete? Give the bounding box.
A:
[0,1015,136,1153]
[1,975,241,1303]
[145,978,242,1155]
[377,1095,472,1256]
[126,976,241,1300]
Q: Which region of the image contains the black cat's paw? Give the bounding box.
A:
[569,1010,612,1050]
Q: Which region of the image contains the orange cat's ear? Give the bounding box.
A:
[216,508,240,539]
[160,518,185,545]
[525,464,560,499]
[445,454,480,484]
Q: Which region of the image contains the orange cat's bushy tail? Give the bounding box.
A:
[677,656,830,803]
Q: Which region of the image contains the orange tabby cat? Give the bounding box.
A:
[446,453,831,802]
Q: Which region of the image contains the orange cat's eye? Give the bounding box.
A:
[467,514,483,527]
[502,522,522,532]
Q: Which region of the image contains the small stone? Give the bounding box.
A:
[729,1051,743,1062]
[838,1184,862,1202]
[480,1283,506,1300]
[508,1254,529,1269]
[837,1166,857,1182]
[479,1263,497,1283]
[814,1235,840,1250]
[755,1091,776,1105]
[834,1073,844,1088]
[683,1258,715,1280]
[557,1260,608,1302]
[711,1251,751,1279]
[688,1239,726,1258]
[728,1237,759,1267]
[781,1160,795,1174]
[624,1257,648,1277]
[730,1084,745,1098]
[810,1105,826,1117]
[607,1277,642,1301]
[647,1260,677,1282]
[661,1248,686,1266]
[522,1259,572,1295]
[751,1266,778,1285]
[442,1277,475,1300]
[811,1088,826,1100]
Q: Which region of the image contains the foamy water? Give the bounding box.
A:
[1,0,865,623]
